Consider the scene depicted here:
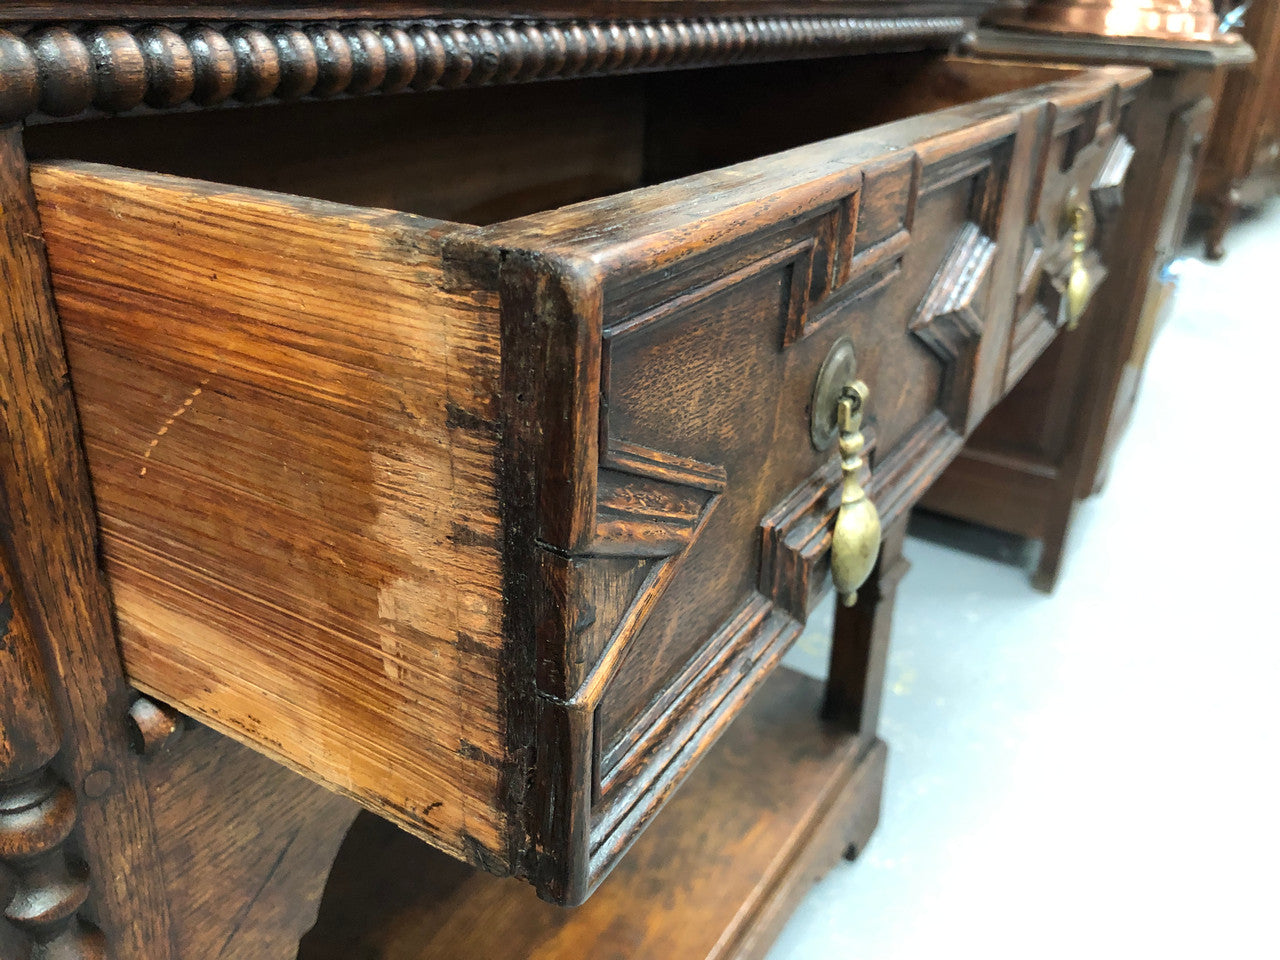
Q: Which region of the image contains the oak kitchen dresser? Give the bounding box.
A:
[0,4,1179,958]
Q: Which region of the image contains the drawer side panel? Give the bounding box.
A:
[31,163,511,868]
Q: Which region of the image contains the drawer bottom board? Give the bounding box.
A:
[299,668,886,960]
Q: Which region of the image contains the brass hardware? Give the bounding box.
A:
[831,381,881,607]
[1065,204,1094,332]
[810,337,857,450]
[810,339,881,605]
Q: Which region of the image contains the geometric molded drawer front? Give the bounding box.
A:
[1007,84,1138,387]
[31,62,1146,906]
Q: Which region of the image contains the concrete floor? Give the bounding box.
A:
[770,199,1280,959]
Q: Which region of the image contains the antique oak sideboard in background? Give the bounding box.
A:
[0,5,1175,958]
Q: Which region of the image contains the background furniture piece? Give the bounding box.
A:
[921,29,1250,590]
[1198,0,1280,259]
[1,8,1148,958]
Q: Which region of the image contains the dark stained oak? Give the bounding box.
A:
[0,125,183,957]
[483,59,1140,902]
[825,517,910,735]
[28,56,1146,904]
[299,667,888,960]
[929,31,1245,590]
[0,13,972,124]
[145,723,360,958]
[0,14,1176,957]
[0,544,104,958]
[0,1,1221,955]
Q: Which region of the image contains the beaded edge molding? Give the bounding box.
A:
[0,15,968,122]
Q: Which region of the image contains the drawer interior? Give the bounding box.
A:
[26,53,1090,226]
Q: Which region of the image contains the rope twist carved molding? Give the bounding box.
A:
[0,15,968,122]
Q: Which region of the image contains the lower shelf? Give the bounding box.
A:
[299,668,887,960]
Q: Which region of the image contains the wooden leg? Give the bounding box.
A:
[1204,186,1239,261]
[822,517,910,738]
[1030,492,1077,594]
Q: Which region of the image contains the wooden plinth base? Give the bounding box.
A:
[300,668,887,960]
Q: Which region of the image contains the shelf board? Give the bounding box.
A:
[300,668,886,960]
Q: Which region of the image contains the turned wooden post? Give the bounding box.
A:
[0,551,105,957]
[0,124,174,957]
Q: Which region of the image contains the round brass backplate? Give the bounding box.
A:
[810,337,857,451]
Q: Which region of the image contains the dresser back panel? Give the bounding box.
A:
[26,55,1080,226]
[26,79,649,225]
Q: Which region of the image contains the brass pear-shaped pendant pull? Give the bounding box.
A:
[831,381,881,607]
[1065,204,1094,331]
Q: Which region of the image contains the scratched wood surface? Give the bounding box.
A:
[28,58,1146,903]
[32,164,511,868]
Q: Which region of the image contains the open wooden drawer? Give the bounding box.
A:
[26,53,1145,905]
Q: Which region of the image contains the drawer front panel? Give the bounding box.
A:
[1007,84,1138,387]
[484,65,1145,904]
[594,133,1017,767]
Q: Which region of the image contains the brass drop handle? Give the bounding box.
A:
[1065,204,1094,332]
[831,381,881,607]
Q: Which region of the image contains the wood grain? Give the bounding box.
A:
[28,58,1148,904]
[146,722,359,959]
[32,162,513,868]
[0,540,103,956]
[925,40,1226,590]
[0,14,971,124]
[0,126,174,959]
[482,58,1146,901]
[298,667,887,960]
